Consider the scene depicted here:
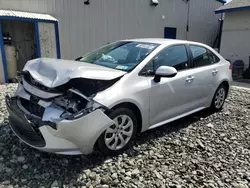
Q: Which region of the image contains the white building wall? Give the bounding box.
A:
[0,0,223,60]
[220,10,250,69]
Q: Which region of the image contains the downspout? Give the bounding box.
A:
[218,0,226,53]
[186,0,190,40]
[217,13,224,53]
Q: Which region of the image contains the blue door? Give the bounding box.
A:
[164,27,177,39]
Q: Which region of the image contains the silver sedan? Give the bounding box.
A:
[6,39,232,155]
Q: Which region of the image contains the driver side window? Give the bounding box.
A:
[141,45,189,76]
[154,45,188,71]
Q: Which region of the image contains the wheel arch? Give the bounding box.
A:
[218,80,230,98]
[110,102,143,134]
[94,101,143,153]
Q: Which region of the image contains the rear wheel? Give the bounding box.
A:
[97,108,137,155]
[210,84,227,111]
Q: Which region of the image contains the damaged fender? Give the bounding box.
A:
[52,109,115,154]
[13,81,115,154]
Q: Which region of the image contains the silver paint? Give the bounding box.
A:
[10,39,232,155]
[23,58,127,88]
[22,78,62,98]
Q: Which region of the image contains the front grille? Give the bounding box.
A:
[6,96,46,147]
[10,119,45,147]
[20,98,45,118]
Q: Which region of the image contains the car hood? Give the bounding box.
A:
[23,58,127,88]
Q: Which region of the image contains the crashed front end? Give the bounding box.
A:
[6,73,115,155]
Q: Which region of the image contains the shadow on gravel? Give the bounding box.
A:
[0,109,214,187]
[134,108,214,147]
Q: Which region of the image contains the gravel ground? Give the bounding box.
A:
[0,84,250,188]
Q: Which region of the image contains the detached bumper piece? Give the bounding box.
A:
[6,80,115,155]
[6,96,55,147]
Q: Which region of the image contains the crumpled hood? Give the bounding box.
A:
[23,58,126,88]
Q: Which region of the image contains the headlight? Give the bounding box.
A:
[60,100,108,120]
[14,82,24,97]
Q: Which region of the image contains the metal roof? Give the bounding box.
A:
[0,9,58,22]
[215,0,250,14]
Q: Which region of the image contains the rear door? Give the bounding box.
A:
[188,45,220,108]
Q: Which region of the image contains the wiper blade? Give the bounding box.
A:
[74,56,83,61]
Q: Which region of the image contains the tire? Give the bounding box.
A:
[210,84,227,111]
[97,107,138,155]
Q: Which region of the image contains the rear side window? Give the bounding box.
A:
[190,45,220,68]
[207,50,220,64]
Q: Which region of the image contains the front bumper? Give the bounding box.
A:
[6,96,46,147]
[6,94,114,155]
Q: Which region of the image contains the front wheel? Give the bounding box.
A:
[97,108,137,155]
[210,84,227,111]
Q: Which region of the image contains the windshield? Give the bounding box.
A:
[79,41,159,72]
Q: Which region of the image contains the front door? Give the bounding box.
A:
[148,45,197,126]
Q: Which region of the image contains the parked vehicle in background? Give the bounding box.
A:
[6,39,232,155]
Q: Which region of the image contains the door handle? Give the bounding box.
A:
[186,76,194,82]
[212,69,218,75]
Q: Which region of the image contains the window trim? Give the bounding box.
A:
[187,44,221,69]
[139,44,192,77]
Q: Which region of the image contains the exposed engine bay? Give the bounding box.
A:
[6,57,126,155]
[17,71,121,121]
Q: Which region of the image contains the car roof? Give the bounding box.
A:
[123,38,206,46]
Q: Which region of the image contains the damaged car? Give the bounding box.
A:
[6,39,232,155]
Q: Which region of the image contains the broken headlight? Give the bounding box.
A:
[59,89,108,120]
[60,101,107,120]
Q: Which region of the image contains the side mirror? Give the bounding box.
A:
[154,66,177,82]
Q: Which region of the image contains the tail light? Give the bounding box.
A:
[229,65,232,70]
[226,59,232,70]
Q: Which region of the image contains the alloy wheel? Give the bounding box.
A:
[214,87,226,109]
[104,115,134,150]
